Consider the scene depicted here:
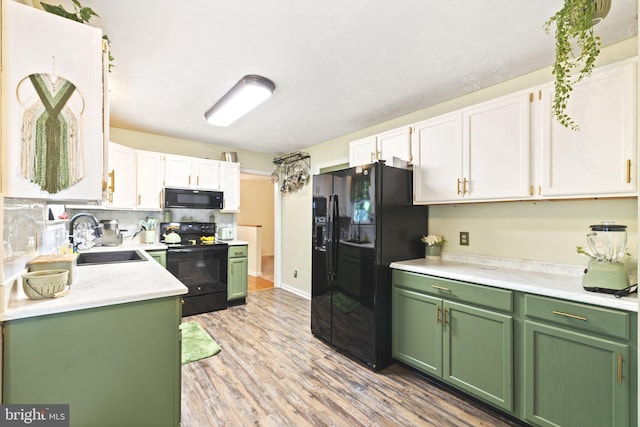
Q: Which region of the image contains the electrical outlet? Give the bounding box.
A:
[460,231,470,246]
[294,270,298,278]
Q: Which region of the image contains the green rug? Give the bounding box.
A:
[180,321,221,365]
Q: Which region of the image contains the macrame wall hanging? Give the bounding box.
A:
[16,72,85,194]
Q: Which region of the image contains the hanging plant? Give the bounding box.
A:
[544,0,609,130]
[40,0,114,72]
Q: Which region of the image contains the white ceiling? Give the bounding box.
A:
[78,0,637,155]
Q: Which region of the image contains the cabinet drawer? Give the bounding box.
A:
[228,245,248,258]
[392,270,513,312]
[524,294,630,341]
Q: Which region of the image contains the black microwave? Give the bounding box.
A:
[164,187,224,209]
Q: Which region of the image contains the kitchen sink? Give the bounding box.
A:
[76,250,148,266]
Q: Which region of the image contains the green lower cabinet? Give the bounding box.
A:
[392,285,513,412]
[392,269,637,427]
[444,301,513,411]
[228,245,248,303]
[146,249,167,268]
[524,322,630,427]
[392,288,442,376]
[3,297,182,427]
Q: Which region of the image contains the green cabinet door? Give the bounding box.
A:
[3,297,181,427]
[146,249,167,268]
[228,256,248,300]
[524,320,630,427]
[392,287,442,376]
[444,300,513,411]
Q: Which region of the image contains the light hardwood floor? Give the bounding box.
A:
[181,289,519,426]
[249,255,274,292]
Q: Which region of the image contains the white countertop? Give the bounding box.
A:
[390,253,638,312]
[1,245,187,321]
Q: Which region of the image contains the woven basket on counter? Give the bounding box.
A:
[22,269,69,299]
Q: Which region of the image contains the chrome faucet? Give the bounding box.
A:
[68,213,103,245]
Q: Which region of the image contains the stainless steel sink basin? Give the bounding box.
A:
[76,250,148,266]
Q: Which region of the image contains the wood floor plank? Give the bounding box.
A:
[181,289,519,427]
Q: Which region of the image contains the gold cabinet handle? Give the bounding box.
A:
[538,185,541,195]
[188,175,191,185]
[617,354,623,383]
[457,178,462,195]
[443,308,449,326]
[552,310,587,321]
[375,148,380,160]
[432,285,450,292]
[529,186,534,196]
[138,195,141,205]
[109,169,115,193]
[436,306,441,324]
[463,178,469,194]
[626,159,631,184]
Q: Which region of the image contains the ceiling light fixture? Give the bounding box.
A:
[204,74,276,127]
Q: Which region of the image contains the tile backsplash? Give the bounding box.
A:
[3,198,237,282]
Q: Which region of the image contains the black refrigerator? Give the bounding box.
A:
[311,163,428,371]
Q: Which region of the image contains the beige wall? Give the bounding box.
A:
[237,177,275,256]
[279,37,639,297]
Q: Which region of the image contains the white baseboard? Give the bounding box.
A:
[248,270,262,277]
[279,282,311,300]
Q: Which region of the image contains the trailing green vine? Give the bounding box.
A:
[544,0,602,131]
[40,0,114,72]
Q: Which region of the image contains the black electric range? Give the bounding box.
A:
[160,222,228,316]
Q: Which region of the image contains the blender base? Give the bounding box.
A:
[582,261,633,296]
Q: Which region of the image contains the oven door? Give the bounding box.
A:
[166,246,228,315]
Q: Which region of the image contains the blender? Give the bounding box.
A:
[581,222,631,294]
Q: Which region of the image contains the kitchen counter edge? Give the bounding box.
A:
[1,248,187,321]
[390,257,638,312]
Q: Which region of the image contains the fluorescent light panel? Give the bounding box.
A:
[205,75,275,127]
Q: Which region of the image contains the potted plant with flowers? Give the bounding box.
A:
[421,234,445,260]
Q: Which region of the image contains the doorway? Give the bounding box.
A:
[238,172,275,291]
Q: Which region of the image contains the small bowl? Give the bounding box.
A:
[22,269,69,300]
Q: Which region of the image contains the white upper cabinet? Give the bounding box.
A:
[348,127,412,166]
[377,127,412,164]
[164,155,221,190]
[105,143,162,210]
[220,162,241,212]
[194,159,222,190]
[349,136,378,166]
[413,59,637,204]
[3,2,104,201]
[413,114,463,203]
[463,92,531,200]
[536,60,637,198]
[106,143,136,208]
[413,92,530,204]
[163,154,194,188]
[136,151,164,210]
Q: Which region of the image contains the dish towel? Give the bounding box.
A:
[180,321,221,365]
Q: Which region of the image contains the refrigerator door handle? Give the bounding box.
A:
[325,194,340,281]
[326,195,334,280]
[331,194,339,279]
